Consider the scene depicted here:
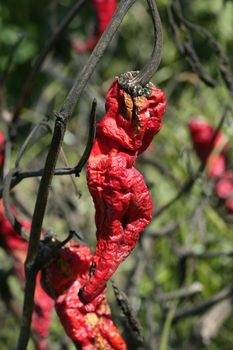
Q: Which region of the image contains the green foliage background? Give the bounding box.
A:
[0,0,232,349]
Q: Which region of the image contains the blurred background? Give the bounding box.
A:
[0,0,233,349]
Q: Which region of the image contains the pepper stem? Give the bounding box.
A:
[128,0,163,87]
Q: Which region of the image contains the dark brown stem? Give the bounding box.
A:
[16,113,66,350]
[0,99,96,197]
[131,0,163,86]
[112,280,144,344]
[0,166,84,197]
[2,168,28,239]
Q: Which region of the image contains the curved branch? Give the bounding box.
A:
[2,168,28,240]
[131,0,163,86]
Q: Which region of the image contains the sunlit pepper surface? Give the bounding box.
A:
[73,0,117,53]
[0,130,53,350]
[79,76,166,304]
[188,118,233,215]
[41,242,127,350]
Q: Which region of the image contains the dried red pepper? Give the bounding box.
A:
[78,72,166,304]
[41,241,127,350]
[0,130,53,350]
[188,118,233,215]
[72,0,117,53]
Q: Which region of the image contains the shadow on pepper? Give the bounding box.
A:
[41,240,127,350]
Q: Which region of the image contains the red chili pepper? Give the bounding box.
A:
[72,0,117,53]
[188,118,228,178]
[0,131,53,350]
[41,242,127,350]
[78,75,166,304]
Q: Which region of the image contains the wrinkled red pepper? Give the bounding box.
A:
[79,73,166,304]
[0,130,53,350]
[41,242,127,350]
[72,0,117,53]
[188,118,233,215]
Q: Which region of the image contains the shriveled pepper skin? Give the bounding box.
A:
[73,0,117,53]
[79,78,166,304]
[0,131,53,350]
[41,242,127,350]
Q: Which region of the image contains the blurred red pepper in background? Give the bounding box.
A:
[215,171,233,199]
[0,130,53,350]
[79,75,166,304]
[188,118,233,215]
[41,242,127,350]
[72,0,117,53]
[225,197,233,214]
[188,118,228,178]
